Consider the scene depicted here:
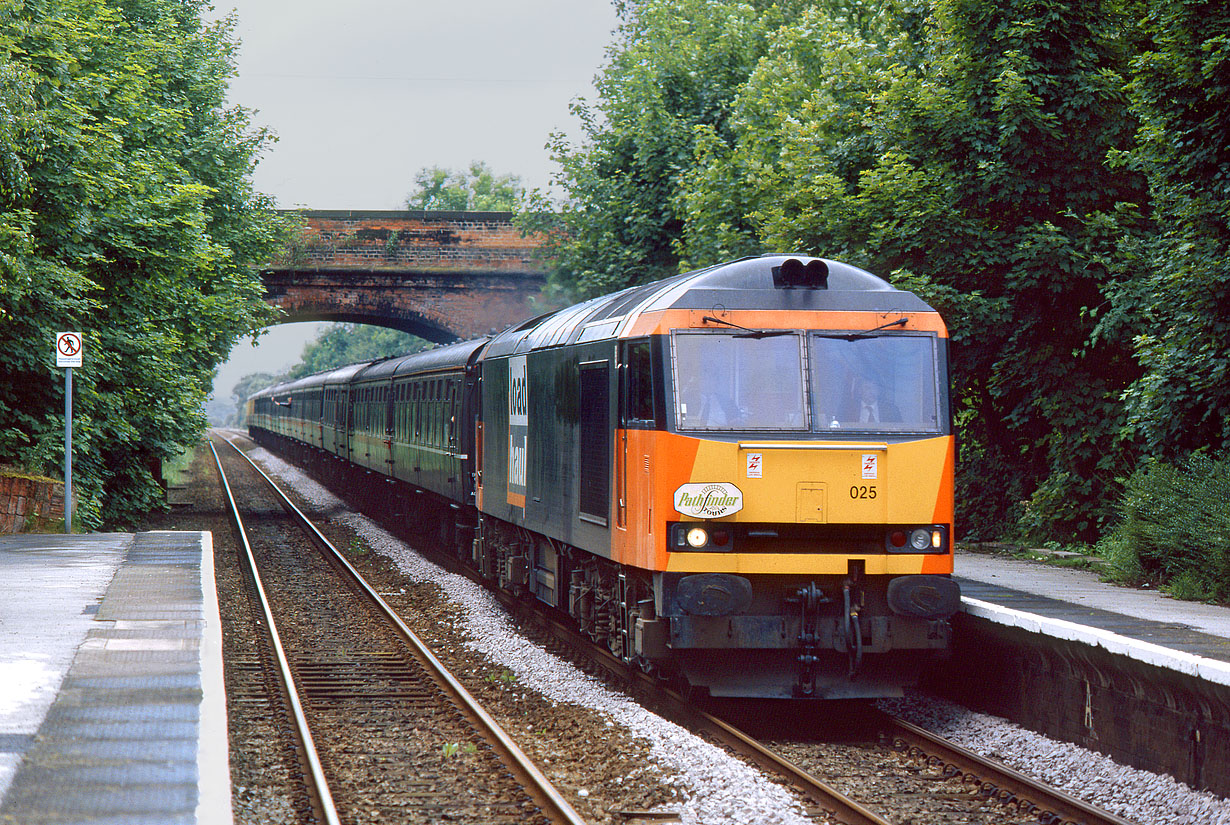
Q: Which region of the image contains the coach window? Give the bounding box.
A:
[810,333,941,433]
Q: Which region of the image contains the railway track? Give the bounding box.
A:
[209,433,587,825]
[519,594,1138,825]
[224,433,1141,825]
[878,713,1140,825]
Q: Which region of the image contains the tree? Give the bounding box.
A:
[288,324,429,379]
[0,0,288,528]
[532,0,1154,540]
[520,0,813,299]
[676,3,925,269]
[1116,0,1230,457]
[228,372,284,424]
[405,162,524,211]
[227,325,427,425]
[750,0,1149,539]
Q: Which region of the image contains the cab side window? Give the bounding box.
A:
[622,340,656,427]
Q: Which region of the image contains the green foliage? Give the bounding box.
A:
[440,741,476,758]
[520,0,815,299]
[229,371,284,423]
[405,162,524,212]
[288,324,428,379]
[230,325,428,421]
[484,668,517,684]
[1098,455,1230,603]
[775,0,1148,540]
[0,0,288,528]
[1115,0,1230,458]
[533,0,1158,540]
[677,3,924,269]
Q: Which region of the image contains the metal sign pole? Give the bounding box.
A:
[65,366,72,533]
[55,331,82,533]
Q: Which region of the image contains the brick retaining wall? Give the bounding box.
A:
[0,475,65,533]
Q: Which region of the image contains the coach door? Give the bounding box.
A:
[342,385,354,457]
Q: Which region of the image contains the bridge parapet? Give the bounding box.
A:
[272,210,544,274]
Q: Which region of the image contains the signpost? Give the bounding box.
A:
[56,332,82,533]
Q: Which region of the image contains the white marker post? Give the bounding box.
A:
[55,332,83,533]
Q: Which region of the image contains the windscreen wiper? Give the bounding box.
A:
[701,315,795,339]
[816,317,909,341]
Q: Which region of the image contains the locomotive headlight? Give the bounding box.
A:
[888,526,947,553]
[686,527,710,548]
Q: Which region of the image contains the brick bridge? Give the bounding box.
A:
[262,210,554,343]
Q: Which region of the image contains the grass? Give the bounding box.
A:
[161,446,198,487]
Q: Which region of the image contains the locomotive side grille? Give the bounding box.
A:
[578,363,610,522]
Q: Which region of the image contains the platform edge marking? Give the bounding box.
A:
[195,530,234,825]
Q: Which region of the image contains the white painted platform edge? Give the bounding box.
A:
[191,531,234,825]
[961,596,1230,688]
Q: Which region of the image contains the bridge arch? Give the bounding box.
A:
[261,210,555,344]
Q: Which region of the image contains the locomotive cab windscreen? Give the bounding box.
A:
[810,333,943,433]
[670,329,944,434]
[673,332,808,430]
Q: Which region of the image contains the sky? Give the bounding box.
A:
[209,0,619,405]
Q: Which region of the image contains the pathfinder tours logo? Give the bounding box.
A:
[673,483,743,518]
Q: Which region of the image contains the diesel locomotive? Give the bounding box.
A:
[247,254,961,699]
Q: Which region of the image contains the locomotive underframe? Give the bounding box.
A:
[470,507,953,698]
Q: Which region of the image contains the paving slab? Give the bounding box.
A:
[0,532,229,825]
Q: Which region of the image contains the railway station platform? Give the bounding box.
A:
[947,547,1230,797]
[0,532,230,825]
[953,548,1230,672]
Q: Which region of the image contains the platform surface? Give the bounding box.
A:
[954,548,1230,669]
[0,532,229,825]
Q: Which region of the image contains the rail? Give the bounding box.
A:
[209,441,342,825]
[882,713,1139,825]
[217,434,589,825]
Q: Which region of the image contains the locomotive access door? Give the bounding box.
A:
[617,340,657,551]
